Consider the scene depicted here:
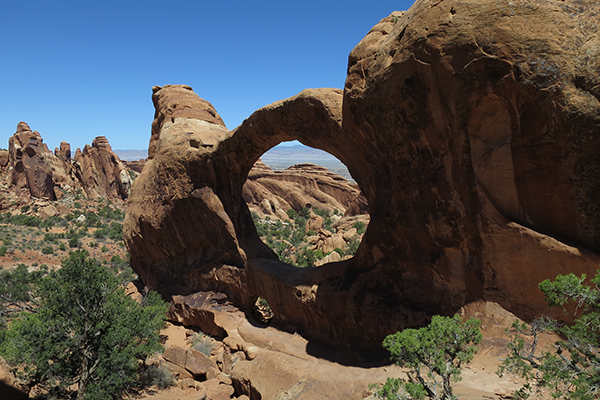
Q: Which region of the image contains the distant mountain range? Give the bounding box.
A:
[113,150,148,161]
[114,145,353,181]
[256,145,353,181]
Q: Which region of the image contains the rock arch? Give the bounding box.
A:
[125,0,600,351]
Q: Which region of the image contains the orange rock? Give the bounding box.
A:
[5,122,136,203]
[126,0,600,353]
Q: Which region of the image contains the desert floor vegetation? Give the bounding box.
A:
[251,206,367,268]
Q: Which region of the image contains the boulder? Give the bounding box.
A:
[39,204,59,219]
[167,291,236,338]
[185,348,216,377]
[126,0,600,351]
[162,346,218,379]
[0,150,9,170]
[342,228,357,241]
[314,251,342,267]
[316,234,346,255]
[199,378,235,400]
[306,215,324,232]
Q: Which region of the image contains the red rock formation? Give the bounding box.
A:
[8,122,58,200]
[149,84,226,159]
[4,122,135,203]
[125,0,600,352]
[243,160,367,219]
[54,141,71,161]
[0,150,9,171]
[73,136,132,200]
[122,159,146,173]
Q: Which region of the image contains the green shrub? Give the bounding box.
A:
[353,221,366,234]
[0,263,48,317]
[84,211,99,227]
[314,208,330,218]
[295,247,324,268]
[344,236,361,256]
[190,332,214,356]
[68,237,81,248]
[138,364,174,389]
[0,246,7,257]
[376,315,481,400]
[58,243,67,251]
[108,222,123,241]
[498,270,600,400]
[0,251,167,400]
[286,208,297,220]
[41,246,54,255]
[9,214,41,227]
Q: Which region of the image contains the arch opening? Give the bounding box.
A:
[242,141,370,269]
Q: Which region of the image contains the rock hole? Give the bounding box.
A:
[243,141,370,268]
[252,297,273,325]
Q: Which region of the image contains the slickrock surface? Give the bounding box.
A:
[160,293,542,400]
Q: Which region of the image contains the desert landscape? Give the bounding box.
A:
[1,0,600,399]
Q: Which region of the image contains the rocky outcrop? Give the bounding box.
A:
[166,291,395,399]
[125,0,600,352]
[122,159,146,173]
[3,122,135,203]
[243,160,367,219]
[7,122,74,201]
[342,0,600,323]
[54,141,71,161]
[73,136,133,200]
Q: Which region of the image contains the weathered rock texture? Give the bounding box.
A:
[4,122,135,203]
[125,0,600,351]
[9,122,61,200]
[243,160,367,219]
[73,136,133,200]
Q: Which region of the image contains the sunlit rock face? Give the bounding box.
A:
[125,0,600,351]
[6,122,133,203]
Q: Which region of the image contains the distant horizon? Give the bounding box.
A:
[1,0,413,152]
[114,143,344,162]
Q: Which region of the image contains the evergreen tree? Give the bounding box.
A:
[499,270,600,400]
[1,250,167,400]
[377,315,481,400]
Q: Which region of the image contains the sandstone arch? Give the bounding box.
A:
[126,0,600,351]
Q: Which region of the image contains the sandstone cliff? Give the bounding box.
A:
[243,160,368,219]
[125,0,600,352]
[3,122,135,204]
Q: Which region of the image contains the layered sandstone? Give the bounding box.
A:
[243,160,367,219]
[8,122,70,200]
[125,0,600,351]
[73,136,133,200]
[4,122,135,203]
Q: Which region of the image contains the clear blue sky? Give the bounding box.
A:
[1,0,414,152]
